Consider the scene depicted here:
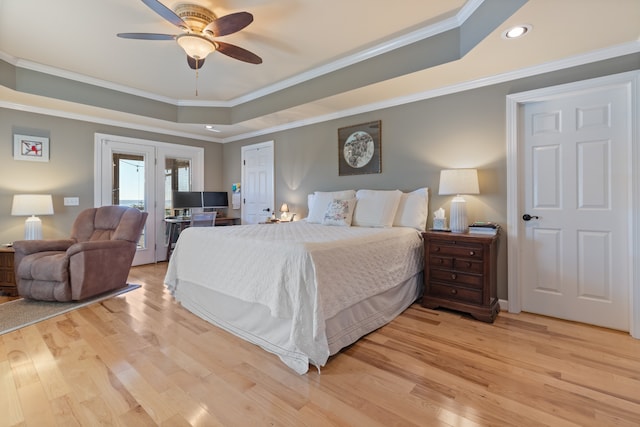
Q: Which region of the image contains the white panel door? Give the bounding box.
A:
[241,141,274,224]
[521,85,630,330]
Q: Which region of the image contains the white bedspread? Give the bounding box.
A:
[164,221,423,373]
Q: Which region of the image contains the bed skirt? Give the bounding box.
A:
[171,272,423,373]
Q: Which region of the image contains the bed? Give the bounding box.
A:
[164,188,428,374]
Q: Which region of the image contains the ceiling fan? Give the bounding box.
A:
[117,0,262,70]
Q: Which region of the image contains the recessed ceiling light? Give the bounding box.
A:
[205,125,221,133]
[502,24,532,39]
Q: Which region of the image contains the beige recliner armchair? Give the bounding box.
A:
[13,205,148,302]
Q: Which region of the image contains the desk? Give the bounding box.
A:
[215,217,241,226]
[165,218,190,260]
[165,216,240,259]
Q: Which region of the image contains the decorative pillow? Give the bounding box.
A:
[352,189,403,228]
[306,190,356,223]
[322,198,356,226]
[393,187,429,230]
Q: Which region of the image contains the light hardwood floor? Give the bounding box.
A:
[1,262,639,426]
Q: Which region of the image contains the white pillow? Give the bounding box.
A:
[307,193,315,215]
[352,189,402,227]
[393,187,429,230]
[306,190,356,223]
[322,198,356,226]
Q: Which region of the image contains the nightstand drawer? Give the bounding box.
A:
[453,258,484,273]
[430,256,483,273]
[429,242,483,259]
[430,256,453,268]
[429,283,482,305]
[430,268,483,288]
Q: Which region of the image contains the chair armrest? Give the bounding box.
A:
[66,240,138,300]
[13,239,75,256]
[66,240,132,257]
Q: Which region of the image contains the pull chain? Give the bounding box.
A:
[195,58,199,96]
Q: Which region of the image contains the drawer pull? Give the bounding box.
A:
[466,262,472,268]
[437,258,443,264]
[450,289,457,295]
[469,251,475,256]
[434,246,441,252]
[451,273,457,280]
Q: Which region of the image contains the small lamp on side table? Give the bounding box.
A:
[438,169,479,233]
[279,203,290,221]
[11,194,54,240]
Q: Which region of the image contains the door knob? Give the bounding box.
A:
[522,214,539,221]
[263,207,271,212]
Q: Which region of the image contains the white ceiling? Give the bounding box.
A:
[1,0,639,142]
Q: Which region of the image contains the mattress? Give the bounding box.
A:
[164,221,423,373]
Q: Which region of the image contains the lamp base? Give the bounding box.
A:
[24,215,43,240]
[449,196,468,233]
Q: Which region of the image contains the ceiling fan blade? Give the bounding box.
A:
[187,56,206,70]
[117,33,176,40]
[204,11,253,37]
[141,0,188,29]
[216,41,262,64]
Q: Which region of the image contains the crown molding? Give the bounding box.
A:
[220,41,640,143]
[0,99,221,143]
[1,1,481,110]
[223,0,482,107]
[2,40,637,144]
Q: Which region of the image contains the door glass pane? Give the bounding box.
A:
[165,157,192,244]
[112,153,146,248]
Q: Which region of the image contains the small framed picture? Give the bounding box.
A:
[338,120,381,176]
[13,134,50,162]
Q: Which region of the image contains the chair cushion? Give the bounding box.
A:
[17,251,68,282]
[16,251,71,301]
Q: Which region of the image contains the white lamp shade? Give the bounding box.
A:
[438,169,479,196]
[11,194,54,216]
[280,203,289,213]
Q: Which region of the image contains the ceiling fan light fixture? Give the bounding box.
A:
[176,33,216,59]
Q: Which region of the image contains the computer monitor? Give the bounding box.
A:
[202,191,229,209]
[171,191,203,209]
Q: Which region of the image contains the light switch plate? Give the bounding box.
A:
[64,197,79,206]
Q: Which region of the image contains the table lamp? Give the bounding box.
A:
[280,203,290,221]
[438,169,479,233]
[11,194,54,239]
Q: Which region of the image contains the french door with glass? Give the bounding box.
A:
[94,133,203,264]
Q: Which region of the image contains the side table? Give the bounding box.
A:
[421,231,499,323]
[0,247,17,297]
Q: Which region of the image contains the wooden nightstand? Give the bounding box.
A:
[0,247,17,297]
[421,231,499,323]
